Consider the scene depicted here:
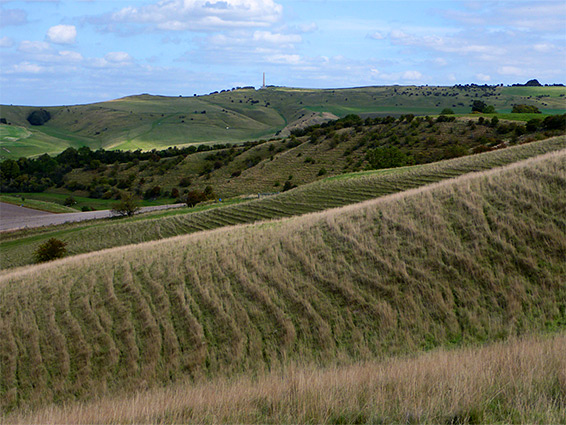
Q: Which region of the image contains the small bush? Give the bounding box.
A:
[34,238,67,262]
[185,190,207,207]
[63,196,77,207]
[111,193,140,217]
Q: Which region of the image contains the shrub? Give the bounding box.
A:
[111,193,140,217]
[440,108,454,115]
[179,177,192,187]
[144,185,161,200]
[63,196,77,206]
[318,168,327,176]
[185,190,207,207]
[282,181,297,191]
[34,238,67,262]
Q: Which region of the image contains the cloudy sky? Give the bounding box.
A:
[1,0,565,106]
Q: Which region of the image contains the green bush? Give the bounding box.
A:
[512,104,541,114]
[34,238,67,262]
[111,193,140,217]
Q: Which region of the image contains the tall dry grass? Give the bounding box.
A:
[5,333,565,424]
[0,149,565,414]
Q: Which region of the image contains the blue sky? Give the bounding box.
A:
[1,0,565,106]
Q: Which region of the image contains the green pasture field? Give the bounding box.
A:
[1,85,564,160]
[3,191,178,211]
[0,195,78,213]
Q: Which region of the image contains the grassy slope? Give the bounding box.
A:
[1,136,564,269]
[7,333,565,424]
[1,148,565,412]
[1,85,565,159]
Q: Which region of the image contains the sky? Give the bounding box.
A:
[1,0,565,106]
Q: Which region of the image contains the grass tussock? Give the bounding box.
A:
[5,333,566,424]
[0,149,565,413]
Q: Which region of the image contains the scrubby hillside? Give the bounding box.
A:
[2,135,564,269]
[1,149,564,412]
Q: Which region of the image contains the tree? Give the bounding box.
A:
[440,108,454,115]
[35,238,67,262]
[111,193,140,217]
[471,100,487,113]
[185,189,207,207]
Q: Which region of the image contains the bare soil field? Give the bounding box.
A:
[0,202,185,232]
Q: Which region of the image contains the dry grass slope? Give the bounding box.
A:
[1,135,565,269]
[0,149,565,414]
[6,333,565,424]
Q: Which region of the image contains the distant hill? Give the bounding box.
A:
[1,85,565,160]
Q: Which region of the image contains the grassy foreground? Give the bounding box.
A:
[1,149,565,413]
[6,333,565,424]
[1,135,565,269]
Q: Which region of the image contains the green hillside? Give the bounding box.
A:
[1,147,564,414]
[2,135,564,269]
[1,85,565,160]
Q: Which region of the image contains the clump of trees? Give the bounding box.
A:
[34,238,67,262]
[471,101,496,113]
[512,104,541,114]
[366,146,409,170]
[185,185,215,207]
[27,109,51,126]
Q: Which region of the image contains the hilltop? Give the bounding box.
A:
[1,84,565,160]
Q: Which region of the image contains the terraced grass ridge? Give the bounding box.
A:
[1,148,564,414]
[1,135,565,269]
[6,333,565,424]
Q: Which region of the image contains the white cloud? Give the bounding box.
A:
[368,31,384,40]
[533,43,555,53]
[297,22,317,33]
[0,36,14,48]
[59,51,83,62]
[402,71,423,81]
[18,41,51,54]
[253,31,301,44]
[266,54,302,65]
[46,25,77,45]
[105,51,133,63]
[108,0,283,31]
[12,62,43,74]
[498,66,524,76]
[475,73,491,82]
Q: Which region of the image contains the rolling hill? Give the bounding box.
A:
[2,135,564,270]
[1,85,565,160]
[1,145,564,417]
